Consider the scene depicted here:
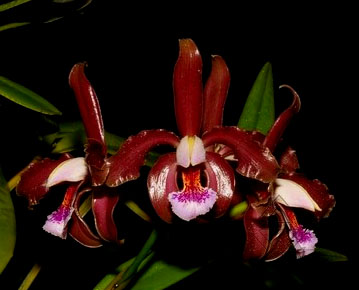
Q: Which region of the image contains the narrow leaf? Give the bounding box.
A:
[0,167,16,274]
[0,0,32,12]
[314,248,348,262]
[0,76,62,115]
[0,22,30,32]
[238,62,274,135]
[130,259,200,290]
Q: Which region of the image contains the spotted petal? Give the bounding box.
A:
[202,126,279,183]
[107,130,179,187]
[147,153,178,223]
[16,154,71,206]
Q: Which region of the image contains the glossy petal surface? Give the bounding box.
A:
[173,39,203,136]
[202,127,279,182]
[107,130,179,187]
[202,55,230,133]
[16,154,71,206]
[147,153,178,223]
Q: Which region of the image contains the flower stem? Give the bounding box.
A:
[125,200,152,223]
[104,230,158,290]
[18,263,41,290]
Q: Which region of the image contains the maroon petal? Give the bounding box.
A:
[265,210,291,261]
[92,187,121,243]
[16,154,71,207]
[69,189,102,248]
[147,153,178,223]
[202,127,279,183]
[263,85,301,152]
[202,55,230,133]
[106,130,179,187]
[173,39,203,137]
[279,146,300,174]
[69,63,108,186]
[205,152,234,218]
[243,196,269,260]
[282,173,335,220]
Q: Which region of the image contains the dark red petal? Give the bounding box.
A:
[263,85,301,152]
[265,210,291,261]
[92,187,121,243]
[205,152,234,218]
[282,173,335,219]
[16,154,71,207]
[243,196,269,260]
[202,127,279,183]
[173,39,203,137]
[69,63,108,186]
[279,146,300,174]
[69,189,102,248]
[147,153,178,223]
[202,55,230,133]
[106,130,179,187]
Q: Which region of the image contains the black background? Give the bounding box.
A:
[0,1,356,289]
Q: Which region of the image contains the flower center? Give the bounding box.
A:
[168,167,217,221]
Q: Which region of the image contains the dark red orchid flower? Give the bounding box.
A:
[243,86,335,261]
[16,63,119,247]
[105,39,279,223]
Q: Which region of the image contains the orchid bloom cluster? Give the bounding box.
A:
[16,39,335,260]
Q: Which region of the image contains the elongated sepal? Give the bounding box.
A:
[16,154,71,206]
[93,187,121,243]
[147,153,178,223]
[202,55,230,133]
[264,85,301,151]
[68,189,102,248]
[107,130,179,187]
[202,126,279,183]
[69,63,108,185]
[173,39,203,137]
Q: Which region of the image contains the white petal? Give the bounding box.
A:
[46,157,88,188]
[176,136,191,168]
[190,136,206,166]
[274,178,321,212]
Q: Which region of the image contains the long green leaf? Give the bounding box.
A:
[130,259,200,290]
[0,22,30,32]
[314,248,348,262]
[0,167,16,274]
[0,76,62,115]
[238,62,274,135]
[0,0,31,12]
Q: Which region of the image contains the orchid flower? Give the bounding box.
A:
[243,85,335,261]
[16,63,120,247]
[105,39,279,222]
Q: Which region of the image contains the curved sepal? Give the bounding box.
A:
[69,63,108,186]
[205,152,234,218]
[147,153,178,223]
[173,39,203,137]
[106,130,179,187]
[265,211,291,261]
[243,196,269,260]
[264,85,301,152]
[202,126,279,183]
[282,174,335,220]
[202,55,230,133]
[69,189,102,248]
[93,187,122,243]
[16,154,71,206]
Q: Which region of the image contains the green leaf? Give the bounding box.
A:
[238,62,275,135]
[0,76,62,115]
[0,22,30,32]
[130,259,200,290]
[314,248,348,262]
[0,167,16,274]
[0,0,32,12]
